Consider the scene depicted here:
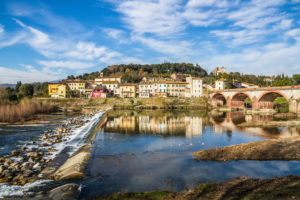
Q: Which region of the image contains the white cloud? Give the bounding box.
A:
[132,35,194,58]
[0,66,62,84]
[201,38,300,75]
[37,60,95,69]
[117,0,185,36]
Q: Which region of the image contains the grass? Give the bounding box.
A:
[0,98,57,123]
[100,191,172,200]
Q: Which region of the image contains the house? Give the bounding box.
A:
[95,73,122,85]
[48,84,67,98]
[241,82,259,88]
[215,79,226,90]
[119,83,137,98]
[166,81,188,97]
[186,77,203,97]
[66,80,86,93]
[171,73,185,82]
[102,81,119,95]
[139,82,153,98]
[213,67,226,76]
[203,84,214,91]
[91,88,110,98]
[82,88,94,98]
[152,81,168,97]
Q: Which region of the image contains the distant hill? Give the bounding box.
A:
[0,83,16,88]
[66,63,208,83]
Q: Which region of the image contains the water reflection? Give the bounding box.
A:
[81,110,300,198]
[103,111,205,137]
[102,110,300,139]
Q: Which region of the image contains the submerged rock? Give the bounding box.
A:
[48,183,80,200]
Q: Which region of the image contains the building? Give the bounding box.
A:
[233,81,259,88]
[213,67,226,75]
[186,77,203,97]
[82,88,93,98]
[203,84,214,91]
[215,79,226,90]
[95,73,122,85]
[166,81,188,97]
[102,81,119,94]
[91,88,110,98]
[139,82,153,98]
[66,80,86,93]
[152,81,167,97]
[48,84,67,98]
[241,82,259,88]
[171,73,185,82]
[119,83,137,98]
[143,76,171,82]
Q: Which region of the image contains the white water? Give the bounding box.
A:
[0,111,105,198]
[0,180,52,198]
[47,111,105,159]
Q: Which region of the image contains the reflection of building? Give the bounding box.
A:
[185,117,203,137]
[104,114,203,137]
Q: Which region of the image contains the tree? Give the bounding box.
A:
[19,84,34,97]
[293,74,300,84]
[15,81,22,93]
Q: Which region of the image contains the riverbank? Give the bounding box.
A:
[94,175,300,200]
[194,136,300,161]
[0,110,105,190]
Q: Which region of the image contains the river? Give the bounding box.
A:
[0,110,300,199]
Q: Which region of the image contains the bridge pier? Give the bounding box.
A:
[289,98,300,115]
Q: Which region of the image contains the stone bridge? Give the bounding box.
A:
[210,86,300,114]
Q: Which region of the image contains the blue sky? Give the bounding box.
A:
[0,0,300,83]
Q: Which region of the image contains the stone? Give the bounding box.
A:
[11,150,21,156]
[48,184,80,200]
[0,165,6,173]
[26,152,38,158]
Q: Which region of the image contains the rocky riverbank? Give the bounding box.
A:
[0,111,103,187]
[95,175,300,200]
[194,136,300,161]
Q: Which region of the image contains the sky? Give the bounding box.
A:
[0,0,300,84]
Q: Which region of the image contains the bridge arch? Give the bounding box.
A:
[257,91,289,110]
[231,92,252,108]
[211,92,227,107]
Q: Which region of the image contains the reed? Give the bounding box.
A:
[0,98,57,123]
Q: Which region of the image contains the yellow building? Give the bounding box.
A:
[48,84,67,98]
[119,83,137,98]
[66,80,86,92]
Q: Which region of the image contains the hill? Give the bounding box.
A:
[68,63,208,83]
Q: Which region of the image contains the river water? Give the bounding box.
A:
[0,110,300,198]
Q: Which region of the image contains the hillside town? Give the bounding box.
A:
[48,67,267,99]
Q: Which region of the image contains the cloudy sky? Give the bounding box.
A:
[0,0,299,83]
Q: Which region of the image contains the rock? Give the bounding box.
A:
[48,184,80,200]
[26,152,38,158]
[11,150,21,156]
[23,169,33,177]
[0,165,7,173]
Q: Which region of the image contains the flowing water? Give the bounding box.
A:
[0,110,300,198]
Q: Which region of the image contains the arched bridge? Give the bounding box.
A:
[211,86,300,114]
